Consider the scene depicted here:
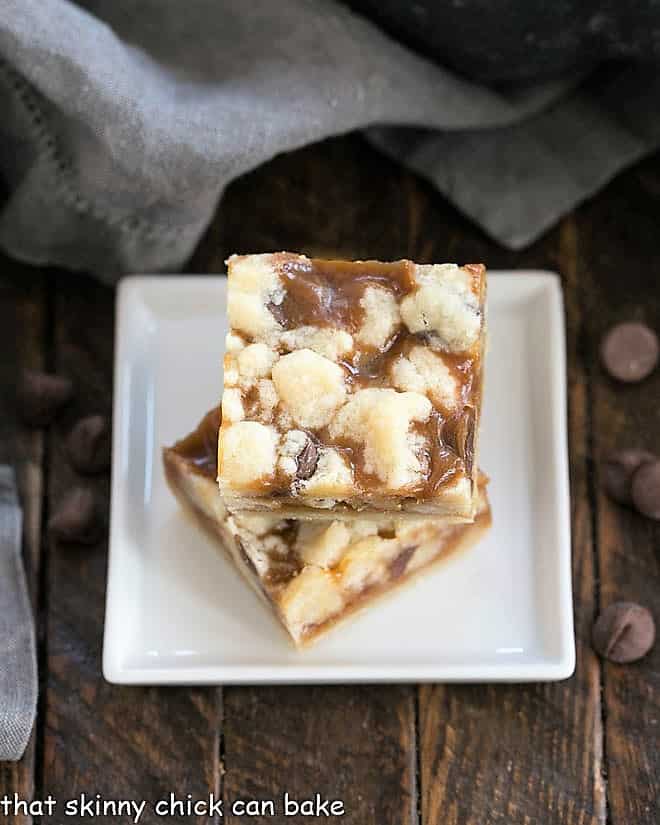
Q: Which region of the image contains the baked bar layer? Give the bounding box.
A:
[218,252,486,521]
[166,407,491,647]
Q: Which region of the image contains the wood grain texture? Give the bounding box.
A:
[40,274,221,824]
[575,157,660,825]
[222,686,416,824]
[413,220,604,824]
[0,257,46,825]
[2,132,658,825]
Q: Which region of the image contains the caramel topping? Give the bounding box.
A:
[264,555,303,587]
[339,329,407,386]
[223,253,486,504]
[274,257,416,332]
[341,331,474,395]
[238,255,482,500]
[425,416,464,492]
[170,407,221,479]
[242,385,261,418]
[323,338,476,496]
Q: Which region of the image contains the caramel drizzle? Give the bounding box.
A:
[170,407,221,479]
[170,408,437,588]
[275,257,416,332]
[239,255,482,499]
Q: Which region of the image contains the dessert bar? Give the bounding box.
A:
[218,253,486,521]
[165,408,491,647]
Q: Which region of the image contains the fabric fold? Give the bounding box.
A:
[0,466,37,762]
[0,0,658,276]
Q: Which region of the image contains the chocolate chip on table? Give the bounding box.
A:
[600,322,659,383]
[49,487,104,546]
[631,459,660,520]
[592,602,656,664]
[66,415,111,474]
[17,370,73,427]
[602,448,656,505]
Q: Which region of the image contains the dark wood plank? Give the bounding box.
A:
[222,686,416,824]
[0,257,46,824]
[193,136,420,825]
[6,131,652,824]
[41,273,221,824]
[191,136,440,269]
[576,155,660,825]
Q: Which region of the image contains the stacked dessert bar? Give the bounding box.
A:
[164,253,491,646]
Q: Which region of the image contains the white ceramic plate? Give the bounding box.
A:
[103,272,574,684]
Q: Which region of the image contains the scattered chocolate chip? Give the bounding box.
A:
[295,438,319,480]
[48,487,104,545]
[631,459,660,519]
[17,370,73,427]
[600,322,659,383]
[389,545,417,579]
[592,602,655,663]
[66,415,111,474]
[601,449,656,505]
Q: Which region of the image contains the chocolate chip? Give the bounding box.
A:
[17,370,73,427]
[600,322,659,383]
[592,602,655,663]
[265,557,302,586]
[295,438,319,480]
[49,487,104,545]
[66,415,111,474]
[266,299,287,327]
[389,544,417,579]
[631,459,660,519]
[601,449,656,505]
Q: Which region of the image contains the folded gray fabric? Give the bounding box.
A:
[0,0,658,280]
[0,466,37,762]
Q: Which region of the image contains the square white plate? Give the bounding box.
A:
[104,272,574,684]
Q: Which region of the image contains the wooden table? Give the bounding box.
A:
[1,134,658,825]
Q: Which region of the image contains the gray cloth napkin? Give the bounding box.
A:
[0,0,659,280]
[0,466,37,762]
